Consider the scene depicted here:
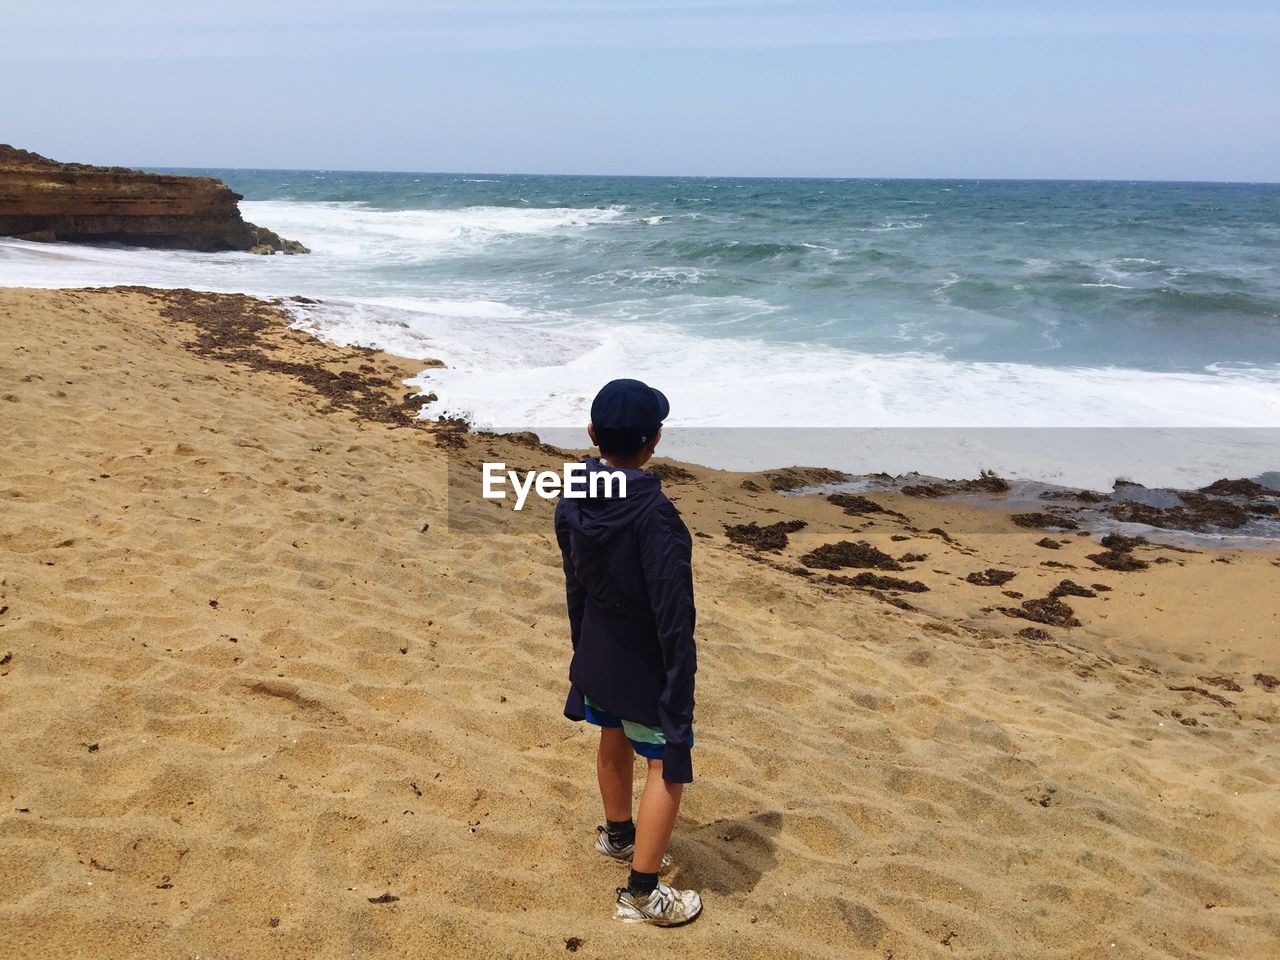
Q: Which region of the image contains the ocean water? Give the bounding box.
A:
[2,171,1278,488]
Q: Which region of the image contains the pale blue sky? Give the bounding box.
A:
[3,1,1278,180]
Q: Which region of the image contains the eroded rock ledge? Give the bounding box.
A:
[0,145,308,254]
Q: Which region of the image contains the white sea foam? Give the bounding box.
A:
[0,199,626,288]
[239,200,625,262]
[4,195,1278,489]
[394,321,1279,432]
[269,289,1280,487]
[381,305,1277,488]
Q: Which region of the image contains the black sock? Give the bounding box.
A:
[606,818,636,846]
[628,869,659,897]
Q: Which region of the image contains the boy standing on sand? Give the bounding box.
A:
[555,379,702,926]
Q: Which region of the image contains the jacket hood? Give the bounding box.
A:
[559,456,664,544]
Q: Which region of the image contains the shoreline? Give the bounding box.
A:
[2,285,1278,958]
[182,287,1280,549]
[7,256,1280,507]
[5,225,1279,492]
[6,284,1280,652]
[281,292,1280,550]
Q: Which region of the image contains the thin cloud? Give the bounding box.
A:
[4,2,1279,62]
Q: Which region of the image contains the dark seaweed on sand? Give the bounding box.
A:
[1010,512,1080,531]
[822,572,930,592]
[901,483,948,497]
[129,287,470,447]
[799,540,905,571]
[1100,533,1148,551]
[826,492,904,518]
[1040,489,1110,504]
[1108,487,1274,532]
[1168,685,1235,709]
[966,568,1017,587]
[647,462,697,484]
[1001,596,1081,628]
[902,471,1010,498]
[763,467,848,492]
[1199,478,1269,497]
[725,520,807,552]
[1088,550,1150,572]
[1049,579,1096,598]
[1198,675,1243,693]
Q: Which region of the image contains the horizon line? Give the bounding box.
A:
[143,165,1280,187]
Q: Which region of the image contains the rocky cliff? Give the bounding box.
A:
[0,145,308,254]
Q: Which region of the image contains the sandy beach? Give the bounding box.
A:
[1,286,1278,959]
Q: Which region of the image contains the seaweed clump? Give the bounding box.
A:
[725,519,807,552]
[966,569,1017,587]
[902,470,1010,497]
[1087,533,1151,571]
[823,572,930,592]
[1087,550,1149,572]
[800,540,904,571]
[1001,596,1081,628]
[1109,492,1255,531]
[1199,478,1267,497]
[826,493,905,518]
[1010,512,1080,531]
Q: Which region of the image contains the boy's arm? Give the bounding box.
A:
[555,506,586,650]
[555,505,588,722]
[638,500,697,784]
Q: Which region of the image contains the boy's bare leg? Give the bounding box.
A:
[632,758,683,873]
[597,727,635,822]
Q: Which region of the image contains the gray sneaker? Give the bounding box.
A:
[614,881,703,926]
[594,826,672,869]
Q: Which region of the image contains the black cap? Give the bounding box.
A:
[590,379,670,448]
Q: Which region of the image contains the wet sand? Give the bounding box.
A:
[1,286,1278,959]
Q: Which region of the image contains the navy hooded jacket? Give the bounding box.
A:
[555,457,697,783]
